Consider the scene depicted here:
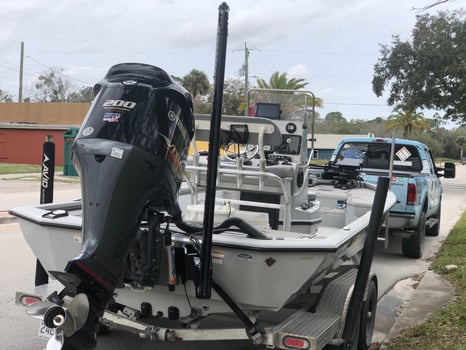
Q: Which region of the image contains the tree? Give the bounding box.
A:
[0,89,13,102]
[325,111,346,122]
[68,86,93,103]
[372,10,466,122]
[33,67,75,102]
[222,78,244,115]
[456,135,466,161]
[257,71,308,90]
[170,75,183,84]
[182,69,210,98]
[256,71,323,109]
[385,110,430,138]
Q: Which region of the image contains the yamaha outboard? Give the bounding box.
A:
[63,63,194,348]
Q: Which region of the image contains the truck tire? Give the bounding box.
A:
[358,279,377,350]
[426,206,441,237]
[402,211,426,259]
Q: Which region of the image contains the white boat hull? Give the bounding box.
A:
[12,184,396,316]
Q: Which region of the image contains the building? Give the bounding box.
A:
[0,102,89,166]
[1,102,368,166]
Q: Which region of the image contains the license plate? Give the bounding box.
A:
[38,322,56,339]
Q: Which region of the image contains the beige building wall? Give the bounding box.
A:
[0,102,90,125]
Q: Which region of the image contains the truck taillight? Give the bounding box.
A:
[407,183,416,205]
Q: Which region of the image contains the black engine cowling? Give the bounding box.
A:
[65,63,194,321]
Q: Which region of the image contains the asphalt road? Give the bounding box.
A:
[1,165,465,349]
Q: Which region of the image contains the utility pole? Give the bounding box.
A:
[234,42,259,115]
[243,42,249,115]
[18,41,24,102]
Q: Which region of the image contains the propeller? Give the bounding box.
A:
[61,293,89,337]
[26,300,56,320]
[27,293,90,350]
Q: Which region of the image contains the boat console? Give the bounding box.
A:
[185,106,316,233]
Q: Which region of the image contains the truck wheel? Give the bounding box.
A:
[402,211,426,258]
[358,279,377,350]
[426,206,441,237]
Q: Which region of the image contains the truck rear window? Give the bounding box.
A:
[336,142,423,172]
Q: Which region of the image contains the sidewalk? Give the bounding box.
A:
[386,271,454,340]
[377,271,454,347]
[0,172,81,223]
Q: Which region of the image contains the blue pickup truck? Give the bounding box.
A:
[328,137,456,258]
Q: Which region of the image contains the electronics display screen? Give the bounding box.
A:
[255,103,281,120]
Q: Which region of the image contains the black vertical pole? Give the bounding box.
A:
[35,135,55,286]
[341,176,390,348]
[197,2,229,299]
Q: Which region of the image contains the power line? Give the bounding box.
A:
[0,62,18,73]
[25,55,93,86]
[325,102,392,107]
[19,47,378,57]
[260,49,377,57]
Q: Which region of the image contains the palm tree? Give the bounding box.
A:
[385,110,430,138]
[182,69,210,98]
[257,72,308,90]
[256,71,323,108]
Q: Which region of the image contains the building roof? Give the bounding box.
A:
[308,134,368,149]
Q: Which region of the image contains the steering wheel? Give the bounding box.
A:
[223,143,260,161]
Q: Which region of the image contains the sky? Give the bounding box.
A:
[1,0,465,122]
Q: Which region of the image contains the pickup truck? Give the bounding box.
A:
[321,137,455,258]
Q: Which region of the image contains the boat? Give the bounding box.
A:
[11,84,396,350]
[10,5,396,350]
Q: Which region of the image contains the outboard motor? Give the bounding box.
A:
[63,63,194,348]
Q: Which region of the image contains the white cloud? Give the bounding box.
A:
[287,64,312,79]
[1,0,465,120]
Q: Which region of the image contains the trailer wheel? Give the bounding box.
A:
[358,280,377,350]
[402,211,425,259]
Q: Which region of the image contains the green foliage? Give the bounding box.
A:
[31,67,93,103]
[170,75,183,83]
[325,111,346,122]
[315,117,386,136]
[33,67,74,102]
[222,78,244,115]
[414,133,444,158]
[455,135,466,160]
[181,69,210,97]
[257,71,308,91]
[67,86,93,103]
[372,10,466,122]
[385,110,430,138]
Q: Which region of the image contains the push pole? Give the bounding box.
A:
[35,135,55,286]
[341,176,390,348]
[197,2,229,299]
